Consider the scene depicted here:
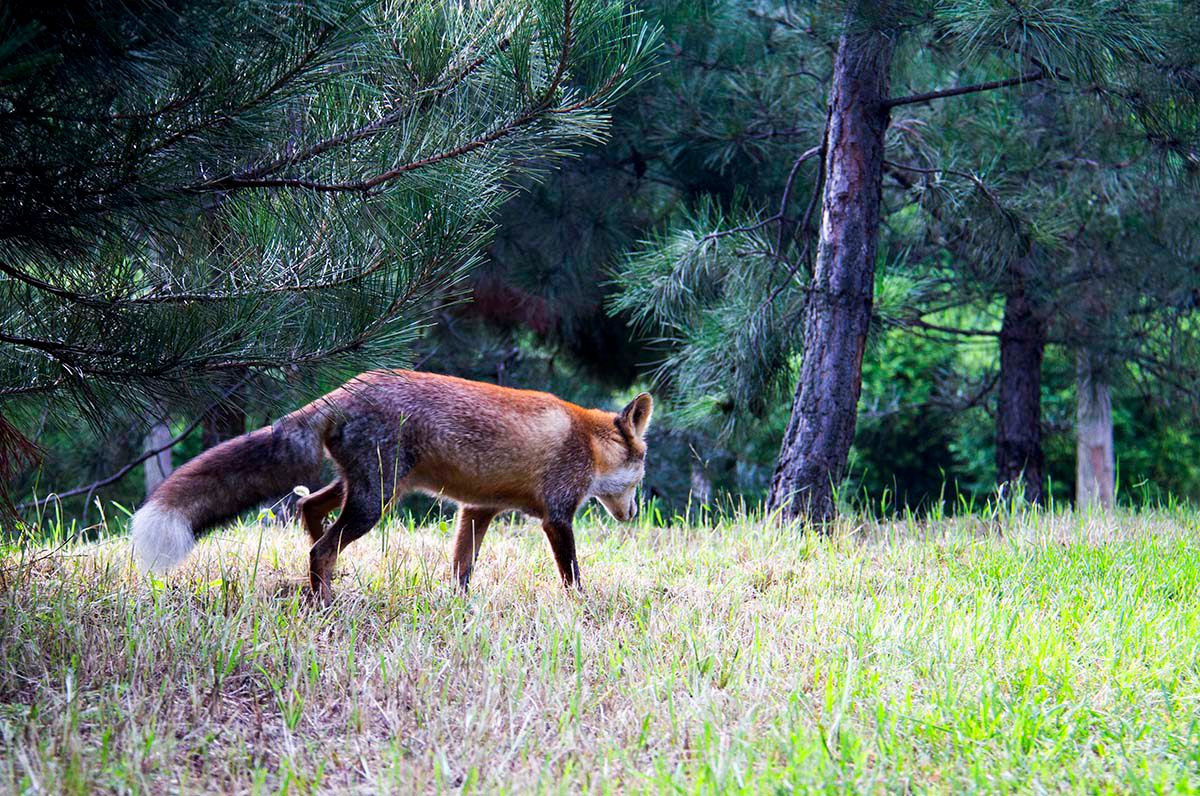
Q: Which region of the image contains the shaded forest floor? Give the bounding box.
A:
[2,506,1200,793]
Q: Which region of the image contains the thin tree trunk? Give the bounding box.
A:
[201,386,246,449]
[1075,350,1114,509]
[143,420,174,497]
[197,190,247,451]
[768,9,895,523]
[689,459,712,505]
[996,274,1046,503]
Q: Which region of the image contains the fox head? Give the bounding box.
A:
[591,393,653,521]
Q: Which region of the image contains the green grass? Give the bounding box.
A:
[3,504,1200,793]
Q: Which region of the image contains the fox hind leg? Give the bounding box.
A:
[298,479,345,544]
[310,435,410,603]
[309,491,384,604]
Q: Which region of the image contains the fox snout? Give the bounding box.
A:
[598,488,639,522]
[590,392,653,523]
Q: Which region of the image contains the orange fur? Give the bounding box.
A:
[130,370,653,602]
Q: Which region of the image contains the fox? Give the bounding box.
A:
[130,369,653,602]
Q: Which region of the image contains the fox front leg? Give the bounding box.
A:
[540,517,582,590]
[451,506,499,593]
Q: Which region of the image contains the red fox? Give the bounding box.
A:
[131,370,653,601]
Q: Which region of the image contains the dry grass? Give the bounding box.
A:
[3,504,1200,793]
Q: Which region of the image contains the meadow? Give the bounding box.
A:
[2,503,1200,794]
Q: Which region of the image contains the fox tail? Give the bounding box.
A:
[130,412,327,573]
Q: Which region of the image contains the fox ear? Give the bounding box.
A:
[620,393,653,437]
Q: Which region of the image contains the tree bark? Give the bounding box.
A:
[996,274,1047,503]
[143,420,174,497]
[768,10,895,523]
[201,391,246,449]
[689,459,713,505]
[1075,350,1114,510]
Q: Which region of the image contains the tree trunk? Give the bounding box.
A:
[689,459,712,505]
[1075,350,1114,510]
[768,10,895,523]
[201,369,246,450]
[197,190,247,451]
[144,420,174,497]
[996,275,1047,503]
[201,393,246,449]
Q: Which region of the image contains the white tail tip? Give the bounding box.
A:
[130,502,195,573]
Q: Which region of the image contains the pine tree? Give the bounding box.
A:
[616,0,1200,520]
[889,4,1200,507]
[1,0,656,508]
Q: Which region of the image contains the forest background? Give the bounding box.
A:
[5,0,1200,525]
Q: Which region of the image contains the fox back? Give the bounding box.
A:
[320,370,649,517]
[132,369,653,599]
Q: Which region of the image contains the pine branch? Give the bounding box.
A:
[0,330,118,360]
[0,262,113,308]
[17,414,202,512]
[692,146,822,249]
[546,0,576,101]
[200,0,593,195]
[125,250,398,305]
[0,380,63,399]
[775,145,822,256]
[16,378,249,512]
[883,160,1007,211]
[700,215,784,243]
[891,318,1000,337]
[145,25,337,159]
[202,63,629,194]
[885,70,1045,108]
[757,113,831,312]
[228,25,519,185]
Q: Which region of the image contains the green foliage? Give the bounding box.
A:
[0,0,657,423]
[8,0,1200,514]
[850,324,972,508]
[608,0,1200,508]
[614,200,803,436]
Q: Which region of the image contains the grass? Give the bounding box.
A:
[2,503,1200,793]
